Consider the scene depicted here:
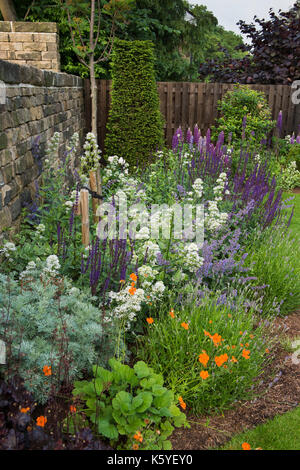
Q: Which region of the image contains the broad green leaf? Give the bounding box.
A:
[162,440,172,450]
[134,361,151,378]
[97,419,119,440]
[134,391,153,413]
[153,390,174,409]
[112,390,132,414]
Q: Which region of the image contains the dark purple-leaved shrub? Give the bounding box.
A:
[198,2,300,84]
[0,376,112,450]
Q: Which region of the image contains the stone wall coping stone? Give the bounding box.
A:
[0,22,58,33]
[0,60,83,88]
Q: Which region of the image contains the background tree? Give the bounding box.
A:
[0,0,17,20]
[198,2,300,84]
[4,0,244,81]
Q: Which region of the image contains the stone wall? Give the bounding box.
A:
[0,22,60,71]
[0,59,86,237]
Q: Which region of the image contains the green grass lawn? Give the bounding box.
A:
[283,191,300,238]
[221,407,300,450]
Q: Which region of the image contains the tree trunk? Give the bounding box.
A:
[89,54,98,137]
[0,0,17,20]
[89,53,102,213]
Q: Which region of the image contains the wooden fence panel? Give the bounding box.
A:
[84,79,300,150]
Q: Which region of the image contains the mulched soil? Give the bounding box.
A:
[170,310,300,450]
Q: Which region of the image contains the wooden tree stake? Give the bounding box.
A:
[80,189,90,247]
[89,170,99,223]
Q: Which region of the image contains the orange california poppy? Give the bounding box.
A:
[133,431,143,442]
[198,351,209,367]
[231,356,238,363]
[43,365,52,377]
[242,349,250,360]
[146,317,154,324]
[169,309,175,318]
[178,396,186,410]
[200,370,209,380]
[129,286,137,295]
[70,405,77,413]
[130,273,137,282]
[214,353,228,367]
[211,333,222,346]
[36,416,47,427]
[20,407,30,413]
[132,443,139,450]
[242,442,251,450]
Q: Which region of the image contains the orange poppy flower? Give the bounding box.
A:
[242,349,250,360]
[43,365,52,377]
[20,407,30,413]
[212,333,222,346]
[215,353,228,367]
[178,396,186,410]
[36,416,47,427]
[132,443,139,450]
[129,286,137,295]
[242,442,251,450]
[231,356,238,363]
[209,320,213,324]
[133,431,143,442]
[146,317,154,324]
[181,322,189,330]
[198,351,209,367]
[169,309,175,318]
[120,279,125,284]
[265,348,270,354]
[70,405,77,413]
[200,370,209,380]
[130,273,137,282]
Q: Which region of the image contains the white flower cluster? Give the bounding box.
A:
[80,132,102,175]
[35,224,46,239]
[19,260,37,280]
[66,132,79,154]
[254,154,261,167]
[43,255,60,277]
[192,178,203,199]
[213,172,229,201]
[206,200,228,231]
[277,161,300,191]
[44,132,61,171]
[106,286,146,328]
[104,275,165,330]
[139,240,161,264]
[178,242,204,273]
[0,242,16,262]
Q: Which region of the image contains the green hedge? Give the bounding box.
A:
[104,39,164,168]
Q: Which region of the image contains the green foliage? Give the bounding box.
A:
[245,226,300,316]
[8,0,245,80]
[287,144,300,172]
[213,84,276,145]
[0,269,116,404]
[104,39,164,168]
[137,294,270,415]
[72,358,188,449]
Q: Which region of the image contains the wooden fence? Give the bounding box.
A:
[84,80,300,150]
